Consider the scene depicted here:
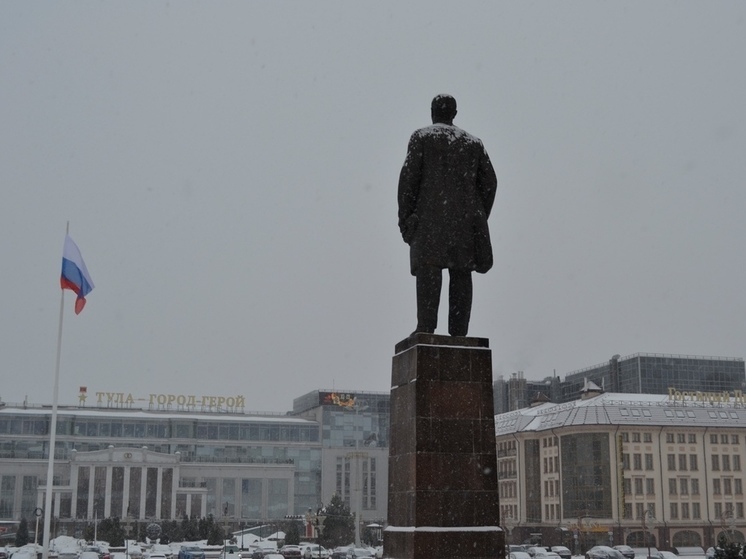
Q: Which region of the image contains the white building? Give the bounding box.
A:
[496,387,746,551]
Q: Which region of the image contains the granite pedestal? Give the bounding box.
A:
[385,333,503,559]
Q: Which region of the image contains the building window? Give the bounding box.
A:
[723,455,731,471]
[715,502,723,518]
[646,478,655,495]
[680,478,689,495]
[622,453,630,470]
[732,435,739,445]
[622,433,629,443]
[635,502,645,521]
[711,434,718,444]
[693,502,701,519]
[724,478,732,495]
[721,434,729,444]
[678,454,688,471]
[634,478,644,495]
[682,502,690,519]
[737,502,744,519]
[644,433,653,443]
[677,433,686,443]
[734,455,741,471]
[690,454,699,471]
[667,433,675,443]
[624,503,632,519]
[633,433,641,443]
[688,434,697,444]
[634,454,642,470]
[645,454,654,471]
[669,478,677,495]
[712,455,720,471]
[735,478,743,495]
[668,454,676,471]
[713,479,721,495]
[623,478,632,494]
[692,478,700,495]
[670,502,679,519]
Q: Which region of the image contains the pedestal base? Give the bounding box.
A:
[385,333,504,559]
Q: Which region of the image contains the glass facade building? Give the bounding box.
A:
[0,388,390,533]
[494,353,745,414]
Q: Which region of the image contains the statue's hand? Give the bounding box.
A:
[401,213,419,244]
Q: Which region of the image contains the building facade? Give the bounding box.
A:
[496,390,746,552]
[0,388,389,536]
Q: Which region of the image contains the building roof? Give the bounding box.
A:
[494,391,746,435]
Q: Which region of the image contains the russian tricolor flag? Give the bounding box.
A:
[61,235,94,314]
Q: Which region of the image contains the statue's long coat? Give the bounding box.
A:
[398,122,497,276]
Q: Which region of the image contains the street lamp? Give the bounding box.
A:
[640,510,656,559]
[504,514,516,545]
[720,510,735,544]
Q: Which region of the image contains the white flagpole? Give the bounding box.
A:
[42,224,69,559]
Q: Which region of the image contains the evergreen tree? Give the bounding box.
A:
[319,494,354,549]
[182,516,200,542]
[97,517,126,547]
[284,521,301,546]
[15,517,30,547]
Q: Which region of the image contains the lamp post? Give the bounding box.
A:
[720,510,735,544]
[504,514,515,545]
[640,510,656,559]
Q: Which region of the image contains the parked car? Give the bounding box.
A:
[659,551,678,559]
[84,548,110,559]
[527,548,549,557]
[280,547,302,559]
[302,547,328,559]
[587,546,626,559]
[511,552,532,559]
[330,547,351,559]
[551,547,571,559]
[632,549,662,559]
[533,552,560,559]
[346,550,373,559]
[177,547,205,559]
[614,546,636,559]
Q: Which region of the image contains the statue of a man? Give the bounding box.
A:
[398,94,497,337]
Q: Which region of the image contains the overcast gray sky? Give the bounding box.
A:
[2,2,745,412]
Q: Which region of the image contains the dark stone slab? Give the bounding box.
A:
[386,335,504,559]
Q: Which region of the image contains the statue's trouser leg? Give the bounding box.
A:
[448,269,472,336]
[415,267,442,333]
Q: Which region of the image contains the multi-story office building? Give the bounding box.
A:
[496,387,746,551]
[0,388,388,535]
[494,353,746,414]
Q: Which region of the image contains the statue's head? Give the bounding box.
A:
[431,94,457,124]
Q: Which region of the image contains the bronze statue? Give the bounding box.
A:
[398,94,497,336]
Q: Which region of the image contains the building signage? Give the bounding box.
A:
[668,387,746,405]
[320,391,357,408]
[79,388,246,412]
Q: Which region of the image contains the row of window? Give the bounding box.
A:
[545,503,560,521]
[623,502,657,520]
[0,416,321,443]
[712,454,742,471]
[622,432,742,445]
[542,436,559,448]
[711,477,744,495]
[544,479,560,498]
